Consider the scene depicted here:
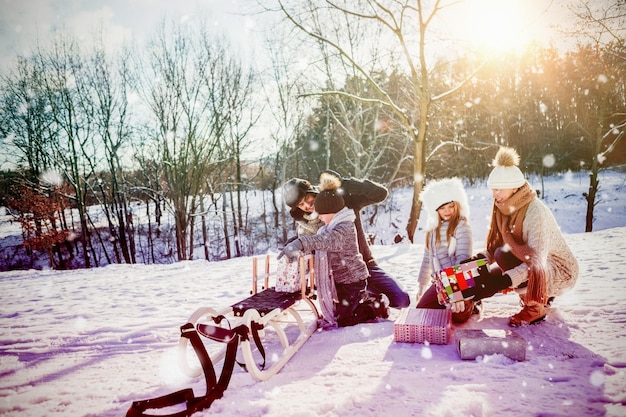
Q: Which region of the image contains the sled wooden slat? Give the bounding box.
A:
[252,254,271,294]
[231,288,303,317]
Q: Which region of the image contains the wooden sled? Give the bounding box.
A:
[178,254,319,382]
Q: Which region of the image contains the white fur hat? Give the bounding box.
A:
[419,177,469,231]
[487,147,526,189]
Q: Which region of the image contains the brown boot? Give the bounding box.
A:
[452,300,475,324]
[509,302,546,327]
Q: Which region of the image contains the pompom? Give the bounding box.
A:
[315,172,345,214]
[492,147,520,168]
[319,172,342,192]
[487,147,526,189]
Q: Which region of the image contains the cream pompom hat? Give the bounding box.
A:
[487,147,526,189]
[419,177,469,231]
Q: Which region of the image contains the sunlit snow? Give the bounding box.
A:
[0,170,625,416]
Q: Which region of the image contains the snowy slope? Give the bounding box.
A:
[0,170,625,417]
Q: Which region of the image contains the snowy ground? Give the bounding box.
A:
[1,170,625,417]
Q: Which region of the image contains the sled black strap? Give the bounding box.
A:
[235,321,266,372]
[204,314,266,371]
[126,322,245,417]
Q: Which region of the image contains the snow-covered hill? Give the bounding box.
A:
[1,170,625,417]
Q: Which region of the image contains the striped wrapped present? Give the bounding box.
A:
[394,308,452,344]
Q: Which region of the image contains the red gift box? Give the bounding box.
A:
[394,308,452,344]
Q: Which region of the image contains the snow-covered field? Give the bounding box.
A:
[1,170,625,417]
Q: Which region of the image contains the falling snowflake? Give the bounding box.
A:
[40,170,64,186]
[542,154,556,168]
[589,369,605,387]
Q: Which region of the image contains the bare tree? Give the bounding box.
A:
[138,19,256,260]
[296,7,410,180]
[31,32,101,267]
[259,27,311,244]
[0,56,55,180]
[1,30,139,268]
[272,0,482,241]
[567,0,626,52]
[84,38,136,263]
[220,58,259,258]
[566,1,626,231]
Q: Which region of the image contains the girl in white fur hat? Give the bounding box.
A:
[415,177,475,323]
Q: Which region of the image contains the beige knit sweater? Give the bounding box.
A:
[495,198,579,296]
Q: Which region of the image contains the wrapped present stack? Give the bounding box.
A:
[394,308,452,344]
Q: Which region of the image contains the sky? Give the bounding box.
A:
[0,0,584,166]
[0,0,581,77]
[0,0,259,75]
[0,169,625,416]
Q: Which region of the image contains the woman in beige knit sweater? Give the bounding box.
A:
[483,146,579,326]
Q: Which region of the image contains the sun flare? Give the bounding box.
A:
[457,0,533,53]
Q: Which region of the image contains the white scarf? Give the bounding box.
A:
[315,207,356,328]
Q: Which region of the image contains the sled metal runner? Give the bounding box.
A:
[178,254,319,382]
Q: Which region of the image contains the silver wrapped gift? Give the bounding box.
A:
[456,329,527,361]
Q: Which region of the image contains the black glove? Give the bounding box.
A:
[277,239,303,261]
[459,253,489,279]
[289,207,306,221]
[462,268,513,301]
